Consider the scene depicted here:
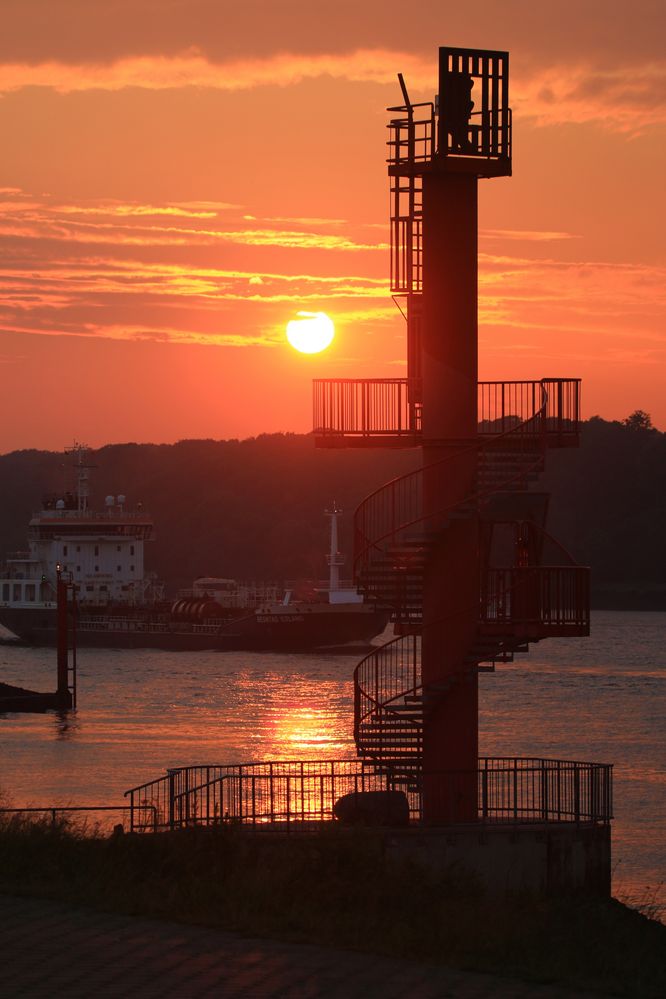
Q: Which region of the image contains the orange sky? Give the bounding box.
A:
[0,0,664,451]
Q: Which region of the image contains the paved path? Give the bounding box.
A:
[0,894,607,998]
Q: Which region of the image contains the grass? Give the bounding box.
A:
[0,814,664,997]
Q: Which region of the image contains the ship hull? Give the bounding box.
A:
[0,605,389,652]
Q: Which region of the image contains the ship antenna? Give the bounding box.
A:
[325,502,344,592]
[65,442,94,514]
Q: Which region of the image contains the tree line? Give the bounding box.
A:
[1,417,663,609]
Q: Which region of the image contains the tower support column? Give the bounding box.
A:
[420,170,479,824]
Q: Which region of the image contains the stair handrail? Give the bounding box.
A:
[354,537,590,758]
[354,383,549,581]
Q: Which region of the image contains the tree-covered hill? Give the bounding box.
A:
[1,419,663,608]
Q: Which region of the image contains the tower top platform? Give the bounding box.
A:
[388,46,512,179]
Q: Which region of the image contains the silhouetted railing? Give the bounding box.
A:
[353,394,547,592]
[387,102,435,166]
[354,563,590,763]
[124,757,612,831]
[125,760,421,831]
[483,566,590,631]
[354,634,421,760]
[0,805,155,835]
[313,378,421,442]
[314,378,580,444]
[437,759,612,825]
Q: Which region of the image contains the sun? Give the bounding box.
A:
[286,311,335,354]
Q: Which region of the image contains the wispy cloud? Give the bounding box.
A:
[0,189,393,346]
[514,62,666,133]
[481,229,580,242]
[0,49,430,94]
[0,188,662,361]
[0,48,663,132]
[0,195,387,253]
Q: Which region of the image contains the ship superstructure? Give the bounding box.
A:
[0,444,155,617]
[0,456,388,650]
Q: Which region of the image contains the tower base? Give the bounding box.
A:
[385,822,611,898]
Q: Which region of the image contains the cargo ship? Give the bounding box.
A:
[0,445,389,651]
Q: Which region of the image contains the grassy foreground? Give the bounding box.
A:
[0,816,664,997]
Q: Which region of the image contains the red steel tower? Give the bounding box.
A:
[314,47,591,824]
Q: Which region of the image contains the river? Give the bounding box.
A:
[1,610,664,912]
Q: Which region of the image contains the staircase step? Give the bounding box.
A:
[357,751,421,761]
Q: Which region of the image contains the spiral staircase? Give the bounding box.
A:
[314,376,589,801]
[348,381,589,788]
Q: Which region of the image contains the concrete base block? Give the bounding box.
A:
[385,822,611,897]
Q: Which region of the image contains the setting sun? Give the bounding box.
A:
[286,311,335,354]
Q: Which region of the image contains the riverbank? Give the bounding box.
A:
[1,817,664,997]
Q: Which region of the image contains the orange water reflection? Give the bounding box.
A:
[265,704,350,758]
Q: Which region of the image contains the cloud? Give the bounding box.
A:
[514,62,666,133]
[0,48,663,133]
[481,229,580,242]
[0,49,431,95]
[54,200,239,219]
[0,188,662,361]
[0,195,388,254]
[478,252,666,346]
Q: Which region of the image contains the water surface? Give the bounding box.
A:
[1,611,664,909]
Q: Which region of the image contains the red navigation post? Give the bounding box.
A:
[55,564,75,709]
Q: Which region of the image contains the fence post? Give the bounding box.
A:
[590,765,599,822]
[168,770,176,831]
[481,765,488,820]
[541,763,549,821]
[573,767,581,824]
[512,759,518,821]
[286,776,291,832]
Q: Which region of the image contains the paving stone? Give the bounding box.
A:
[0,894,608,999]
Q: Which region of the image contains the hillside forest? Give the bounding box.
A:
[0,417,664,609]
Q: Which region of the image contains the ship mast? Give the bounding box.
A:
[325,503,344,592]
[64,442,92,514]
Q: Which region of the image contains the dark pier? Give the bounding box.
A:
[0,681,71,713]
[0,566,76,713]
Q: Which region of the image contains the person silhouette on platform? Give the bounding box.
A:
[441,72,475,153]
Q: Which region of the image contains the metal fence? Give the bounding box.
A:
[313,378,580,444]
[482,566,590,632]
[0,805,150,835]
[124,757,612,833]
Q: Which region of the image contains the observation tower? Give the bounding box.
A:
[314,48,604,829]
[127,50,612,895]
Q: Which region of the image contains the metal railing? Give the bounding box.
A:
[124,757,612,831]
[313,378,421,442]
[353,404,547,590]
[354,633,422,760]
[387,101,435,166]
[125,760,421,831]
[483,566,590,631]
[439,758,612,825]
[313,378,580,444]
[353,561,590,762]
[0,805,154,834]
